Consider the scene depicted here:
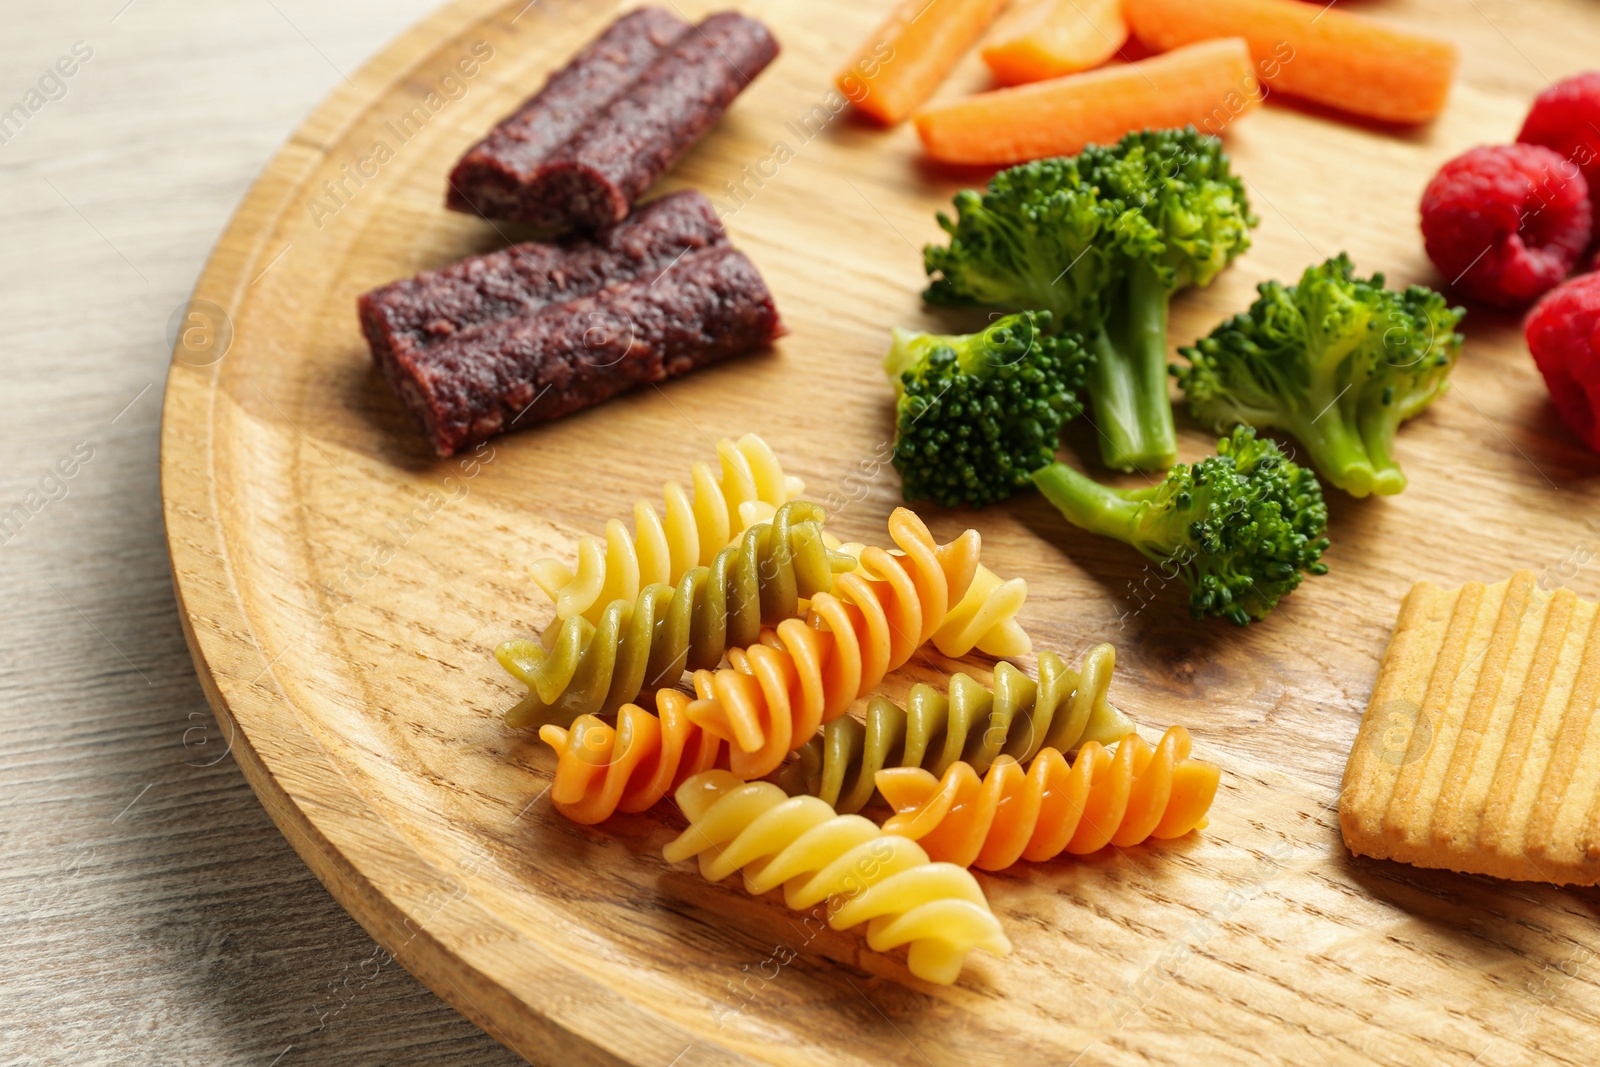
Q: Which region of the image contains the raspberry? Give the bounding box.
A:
[1525,272,1600,451]
[1420,144,1592,308]
[1518,71,1600,210]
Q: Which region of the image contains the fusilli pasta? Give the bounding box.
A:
[934,563,1031,658]
[775,645,1136,814]
[663,770,1012,985]
[498,501,854,729]
[685,508,988,779]
[531,435,804,625]
[827,540,1029,660]
[537,689,727,824]
[877,726,1220,869]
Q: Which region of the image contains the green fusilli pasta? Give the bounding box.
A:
[497,501,853,730]
[774,644,1136,814]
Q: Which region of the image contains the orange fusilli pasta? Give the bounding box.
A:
[876,726,1220,869]
[537,690,728,825]
[685,508,988,778]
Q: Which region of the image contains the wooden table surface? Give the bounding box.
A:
[0,3,517,1064]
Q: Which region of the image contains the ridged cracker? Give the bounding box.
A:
[1340,571,1600,884]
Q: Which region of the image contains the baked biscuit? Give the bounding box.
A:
[1340,571,1600,885]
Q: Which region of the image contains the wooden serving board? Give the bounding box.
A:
[160,0,1600,1063]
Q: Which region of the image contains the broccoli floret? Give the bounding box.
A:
[1173,255,1465,497]
[1077,129,1257,474]
[1355,281,1465,488]
[924,155,1117,323]
[924,128,1257,473]
[886,311,1091,508]
[1032,427,1330,625]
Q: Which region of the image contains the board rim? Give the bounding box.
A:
[159,1,717,1063]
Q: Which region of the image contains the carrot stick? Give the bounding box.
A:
[981,0,1129,86]
[1123,0,1458,125]
[915,38,1261,166]
[837,0,1010,126]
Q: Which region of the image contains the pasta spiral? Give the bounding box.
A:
[827,544,1030,660]
[498,501,854,729]
[537,690,728,825]
[934,563,1031,659]
[877,727,1220,870]
[685,508,985,779]
[532,435,804,625]
[775,644,1136,815]
[663,770,1012,985]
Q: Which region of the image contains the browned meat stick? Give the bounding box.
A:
[448,11,779,230]
[446,7,689,220]
[520,13,780,230]
[387,245,785,456]
[359,189,725,385]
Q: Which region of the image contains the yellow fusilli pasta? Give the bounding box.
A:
[498,501,854,729]
[934,563,1031,658]
[663,770,1012,985]
[775,644,1136,814]
[531,435,804,625]
[877,727,1221,869]
[685,508,984,779]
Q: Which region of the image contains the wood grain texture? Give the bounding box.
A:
[158,0,1600,1065]
[0,2,515,1065]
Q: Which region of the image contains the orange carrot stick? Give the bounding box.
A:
[915,38,1260,166]
[1123,0,1458,125]
[837,0,1009,126]
[981,0,1129,86]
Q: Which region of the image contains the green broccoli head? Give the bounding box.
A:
[922,155,1116,327]
[1071,129,1258,471]
[920,129,1258,473]
[1032,427,1330,626]
[1174,254,1464,497]
[1081,127,1257,292]
[1177,255,1387,428]
[886,311,1091,509]
[1356,282,1464,477]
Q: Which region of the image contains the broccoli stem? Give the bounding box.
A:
[1088,260,1178,472]
[1031,462,1148,548]
[1285,400,1377,498]
[1356,404,1408,496]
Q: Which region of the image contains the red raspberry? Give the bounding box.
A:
[1518,71,1600,210]
[1525,272,1600,451]
[1420,144,1591,308]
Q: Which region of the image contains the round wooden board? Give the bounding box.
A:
[161,0,1600,1063]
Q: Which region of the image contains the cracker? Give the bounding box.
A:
[1340,571,1600,885]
